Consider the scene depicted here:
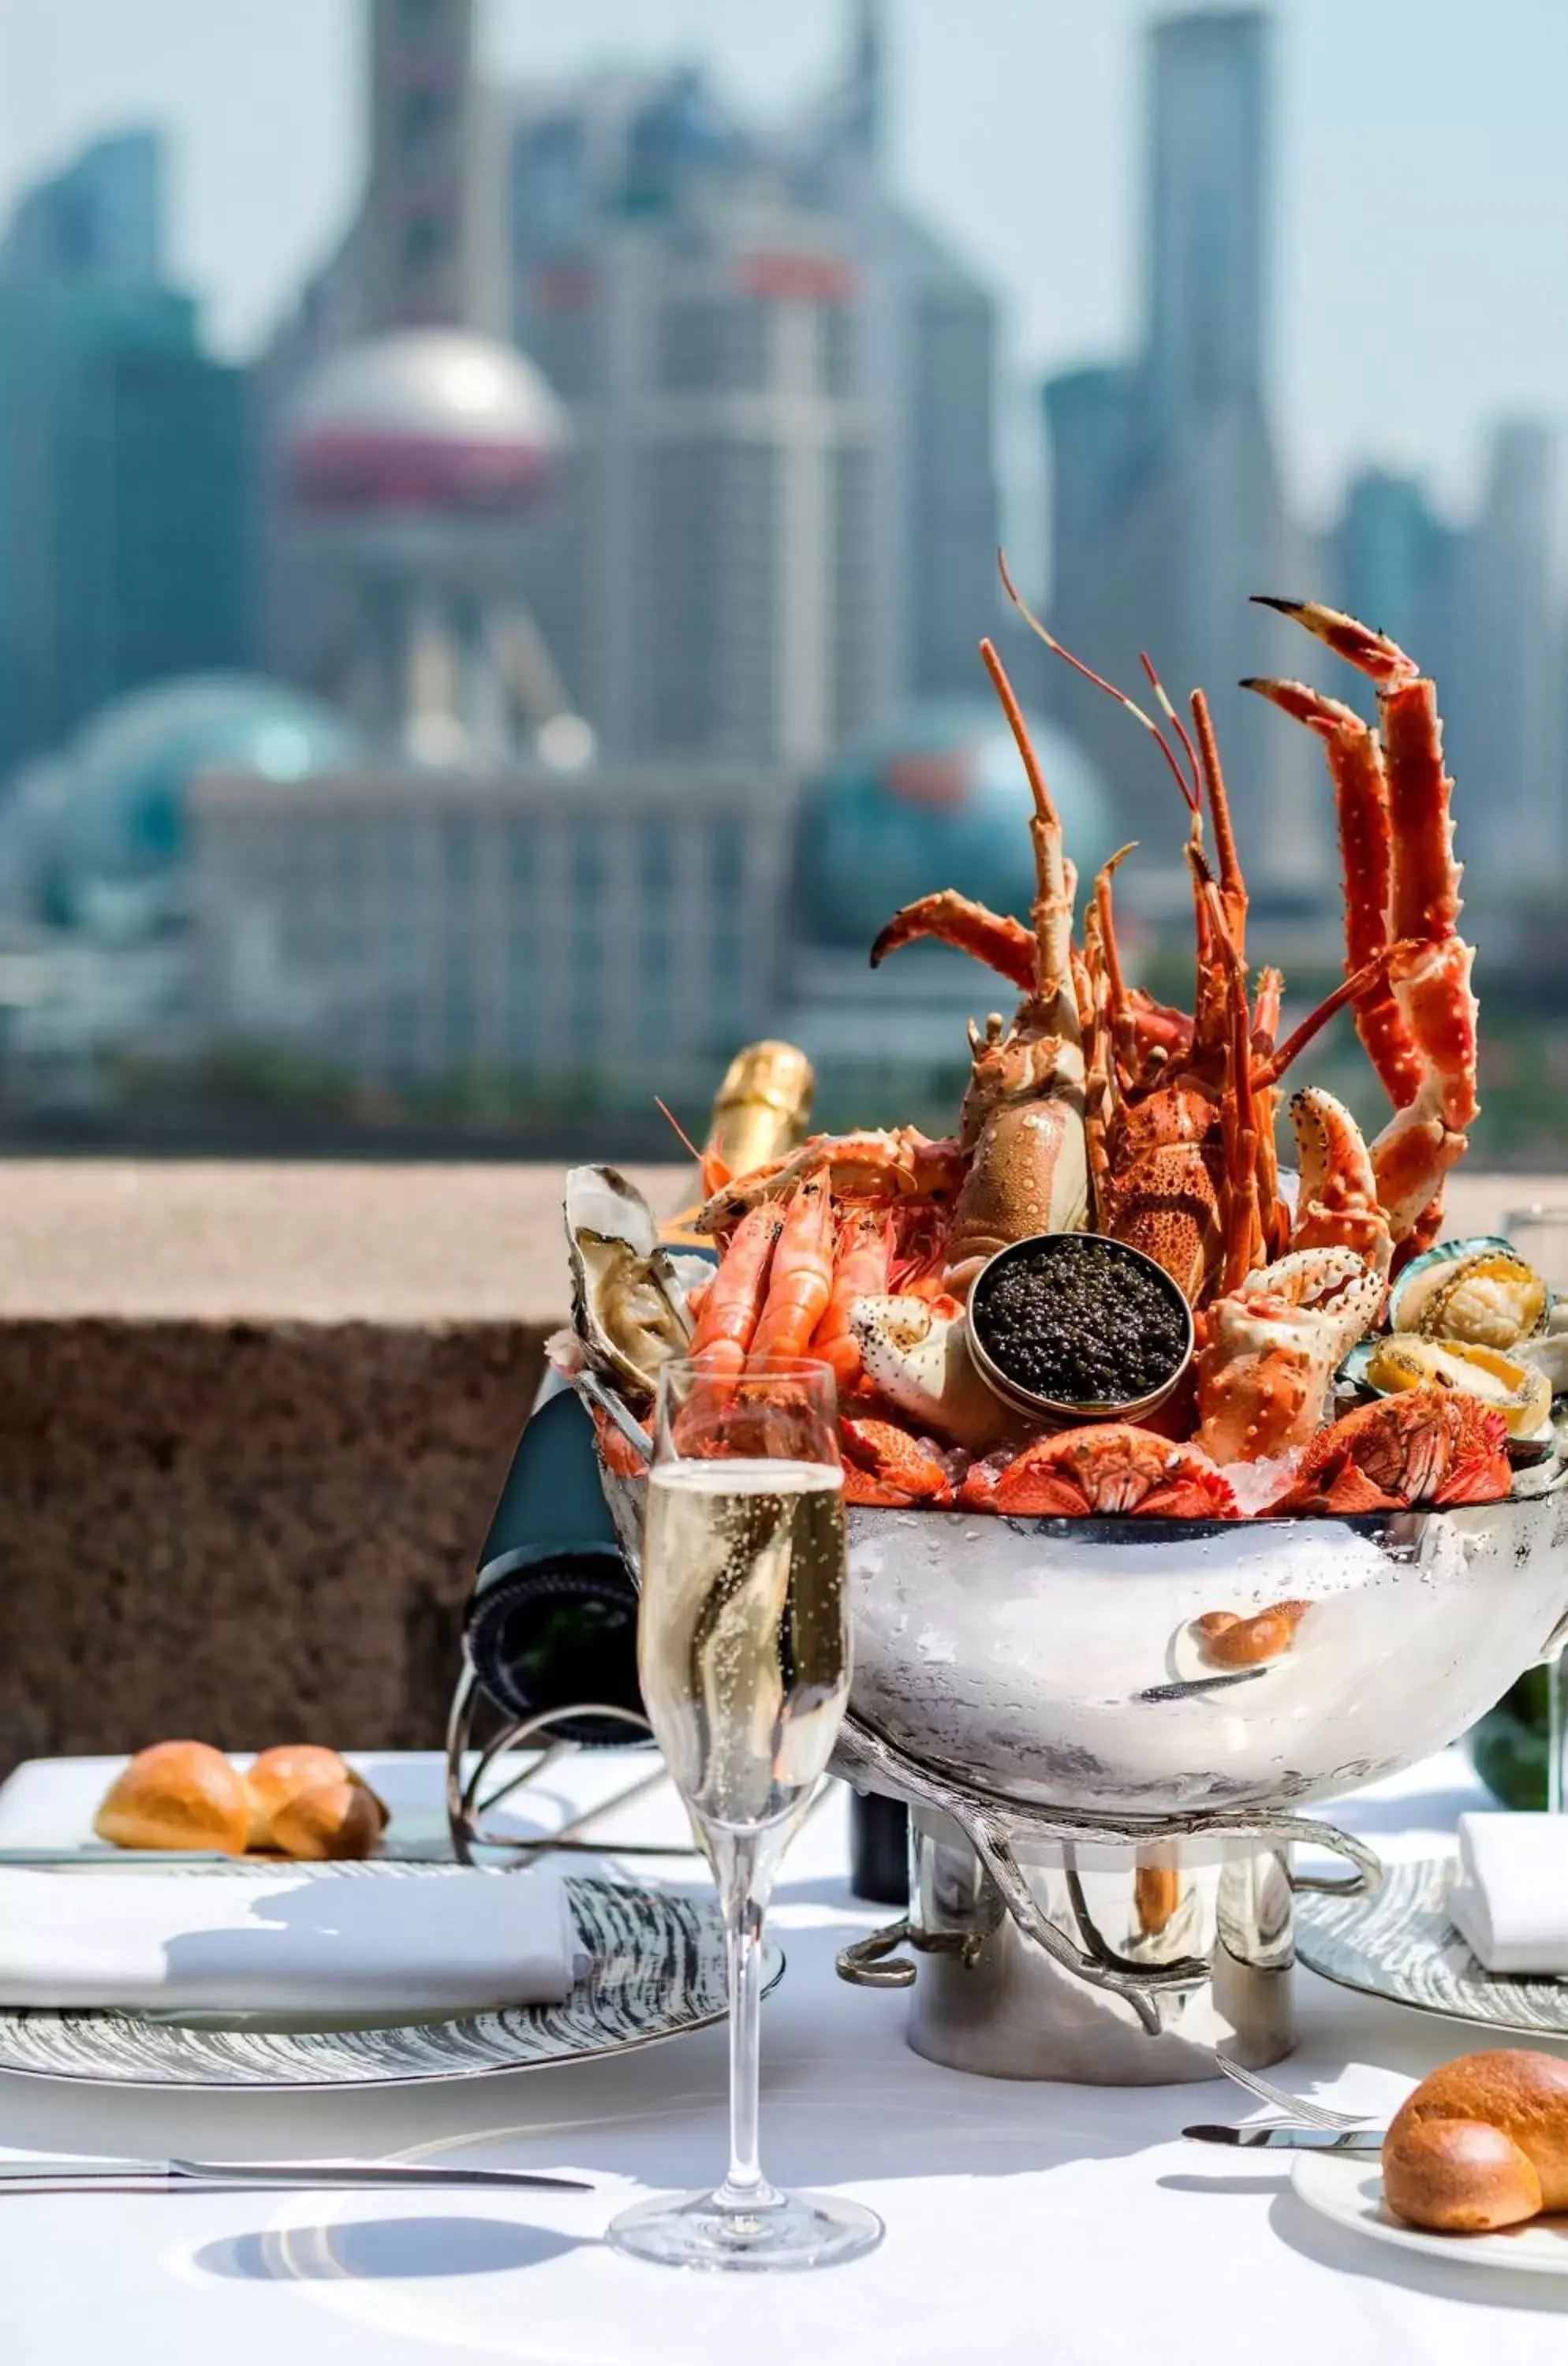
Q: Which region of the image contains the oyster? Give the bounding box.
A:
[565,1166,694,1410]
[1365,1332,1552,1438]
[1528,1300,1568,1398]
[1389,1236,1548,1351]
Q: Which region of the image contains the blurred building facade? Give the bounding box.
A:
[1321,424,1563,891]
[360,0,1000,770]
[1043,9,1314,883]
[191,760,793,1093]
[6,1,1567,1136]
[0,132,249,777]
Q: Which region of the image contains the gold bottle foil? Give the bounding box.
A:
[660,1041,816,1246]
[706,1041,816,1185]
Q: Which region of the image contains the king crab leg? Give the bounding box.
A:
[1241,674,1422,1110]
[1249,599,1478,1242]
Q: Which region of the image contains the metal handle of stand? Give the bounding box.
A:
[445,1666,699,1864]
[837,1920,917,1989]
[836,1917,990,1991]
[1275,1814,1383,1899]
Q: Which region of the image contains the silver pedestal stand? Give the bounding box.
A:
[833,1707,1382,2084]
[443,1661,700,1866]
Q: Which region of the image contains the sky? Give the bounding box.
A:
[0,0,1564,528]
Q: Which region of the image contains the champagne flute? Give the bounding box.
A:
[607,1356,883,2272]
[1503,1205,1568,1812]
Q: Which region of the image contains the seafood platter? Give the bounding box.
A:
[554,578,1568,2084]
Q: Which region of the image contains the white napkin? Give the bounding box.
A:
[0,1868,590,2013]
[1448,1814,1568,1975]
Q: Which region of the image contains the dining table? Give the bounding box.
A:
[2,1741,1564,2365]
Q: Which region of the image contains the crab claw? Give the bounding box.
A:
[1195,1246,1383,1465]
[1288,1088,1393,1278]
[849,1294,1015,1452]
[1250,598,1419,689]
[840,1415,958,1506]
[959,1425,1238,1519]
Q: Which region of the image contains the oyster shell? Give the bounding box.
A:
[1527,1300,1568,1398]
[565,1165,694,1411]
[1388,1236,1549,1350]
[1365,1331,1552,1438]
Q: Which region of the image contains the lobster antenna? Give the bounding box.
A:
[997,548,1196,809]
[654,1096,704,1163]
[1139,654,1202,812]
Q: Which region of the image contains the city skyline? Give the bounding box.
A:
[0,0,1563,535]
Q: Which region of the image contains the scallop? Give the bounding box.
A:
[1387,1237,1548,1352]
[564,1165,693,1411]
[1365,1331,1552,1437]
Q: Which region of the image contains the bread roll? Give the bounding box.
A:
[93,1741,251,1855]
[1383,2050,1568,2231]
[267,1777,388,1861]
[245,1745,351,1849]
[245,1745,388,1860]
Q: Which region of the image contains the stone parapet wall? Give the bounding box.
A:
[0,1319,544,1772]
[0,1160,686,1775]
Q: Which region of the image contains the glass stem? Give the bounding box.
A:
[1551,1655,1566,1817]
[709,1824,780,2214]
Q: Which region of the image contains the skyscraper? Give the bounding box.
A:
[363,0,480,330]
[512,119,885,765]
[1325,438,1562,889]
[4,131,163,290]
[0,136,248,774]
[506,5,998,762]
[1042,9,1312,883]
[1453,424,1562,887]
[1144,12,1267,439]
[1326,467,1461,724]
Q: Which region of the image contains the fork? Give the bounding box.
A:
[1212,2053,1375,2131]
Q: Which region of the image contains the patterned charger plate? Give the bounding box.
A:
[0,1869,782,2090]
[1295,1855,1568,2036]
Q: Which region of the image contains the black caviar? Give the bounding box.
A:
[972,1236,1189,1407]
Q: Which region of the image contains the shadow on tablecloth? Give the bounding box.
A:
[194,2214,588,2282]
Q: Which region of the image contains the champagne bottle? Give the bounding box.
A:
[465,1379,644,1746]
[660,1040,816,1247]
[465,1045,819,1741]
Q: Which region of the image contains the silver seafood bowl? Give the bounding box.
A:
[599,1461,1568,1825]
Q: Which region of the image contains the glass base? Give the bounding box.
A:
[606,2184,883,2272]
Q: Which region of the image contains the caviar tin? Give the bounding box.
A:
[964,1231,1195,1427]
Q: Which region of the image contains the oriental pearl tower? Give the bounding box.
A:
[282,0,586,770]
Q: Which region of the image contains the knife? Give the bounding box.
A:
[0,2156,592,2192]
[1183,2124,1383,2151]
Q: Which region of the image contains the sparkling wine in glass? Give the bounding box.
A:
[1503,1205,1568,1812]
[606,1357,883,2272]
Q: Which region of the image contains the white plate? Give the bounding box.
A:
[1296,1856,1568,2038]
[0,1870,783,2090]
[1292,2150,1568,2276]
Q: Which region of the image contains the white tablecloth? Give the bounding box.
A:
[2,1745,1563,2364]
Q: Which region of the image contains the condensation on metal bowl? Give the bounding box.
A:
[599,1457,1568,1823]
